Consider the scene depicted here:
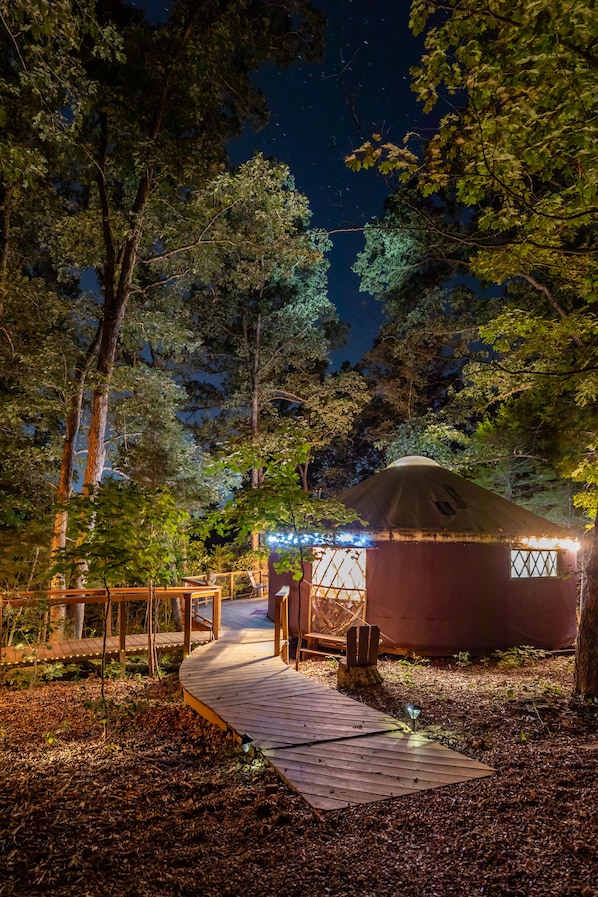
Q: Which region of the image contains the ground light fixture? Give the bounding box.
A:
[405,703,422,731]
[240,734,254,754]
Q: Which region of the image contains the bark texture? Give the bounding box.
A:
[575,518,598,699]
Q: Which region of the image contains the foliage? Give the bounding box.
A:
[0,0,327,585]
[109,367,221,508]
[346,1,598,516]
[384,417,470,471]
[187,154,344,483]
[348,0,598,296]
[0,518,52,592]
[571,444,598,523]
[0,662,85,689]
[346,197,493,485]
[0,0,115,538]
[352,199,483,421]
[196,446,362,580]
[54,481,189,588]
[491,646,548,669]
[260,368,371,491]
[0,595,51,652]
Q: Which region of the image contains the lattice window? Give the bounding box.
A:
[510,549,558,579]
[310,548,367,635]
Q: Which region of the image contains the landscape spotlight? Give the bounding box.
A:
[240,734,254,754]
[405,703,422,731]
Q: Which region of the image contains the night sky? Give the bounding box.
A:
[137,0,425,365]
[230,1,425,365]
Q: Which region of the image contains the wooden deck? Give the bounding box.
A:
[180,599,493,812]
[0,585,221,666]
[0,629,210,665]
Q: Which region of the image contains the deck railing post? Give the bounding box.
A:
[183,591,192,657]
[212,588,221,640]
[274,587,290,662]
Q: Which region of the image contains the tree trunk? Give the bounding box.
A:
[0,184,13,316]
[574,517,598,699]
[337,661,383,690]
[249,322,263,551]
[147,580,159,678]
[73,178,150,635]
[49,362,93,640]
[84,386,111,491]
[298,458,311,492]
[171,596,182,632]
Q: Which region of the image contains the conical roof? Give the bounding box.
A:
[338,456,573,542]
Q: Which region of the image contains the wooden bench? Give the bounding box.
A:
[299,631,347,660]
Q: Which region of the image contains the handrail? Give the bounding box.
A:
[0,586,218,607]
[0,586,222,663]
[274,586,290,663]
[183,569,267,600]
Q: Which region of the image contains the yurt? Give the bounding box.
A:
[268,456,579,655]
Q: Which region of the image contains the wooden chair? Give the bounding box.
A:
[247,571,267,599]
[345,624,381,668]
[338,624,382,688]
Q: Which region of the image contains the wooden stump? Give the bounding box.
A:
[337,659,382,690]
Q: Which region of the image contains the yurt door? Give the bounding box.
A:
[309,547,367,636]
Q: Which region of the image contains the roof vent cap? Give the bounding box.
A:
[387,456,441,468]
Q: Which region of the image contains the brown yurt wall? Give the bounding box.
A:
[366,542,577,654]
[504,548,577,651]
[267,554,311,634]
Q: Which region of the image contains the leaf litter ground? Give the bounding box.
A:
[0,654,596,897]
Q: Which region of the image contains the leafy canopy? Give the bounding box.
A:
[347,0,598,299]
[55,481,189,588]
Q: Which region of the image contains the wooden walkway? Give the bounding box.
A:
[0,630,210,666]
[0,585,220,666]
[180,600,493,812]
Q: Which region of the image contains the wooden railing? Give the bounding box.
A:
[183,569,267,600]
[0,586,221,665]
[274,586,290,663]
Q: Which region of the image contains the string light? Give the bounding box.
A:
[522,537,580,552]
[266,532,372,548]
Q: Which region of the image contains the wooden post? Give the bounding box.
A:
[118,598,127,666]
[229,571,234,600]
[183,591,192,657]
[212,588,221,640]
[274,596,281,658]
[274,587,290,662]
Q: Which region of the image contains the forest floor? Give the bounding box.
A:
[1,651,597,897]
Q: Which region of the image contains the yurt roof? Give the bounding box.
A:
[338,456,573,543]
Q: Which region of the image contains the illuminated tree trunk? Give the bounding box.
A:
[250,312,262,551]
[575,517,598,699]
[50,333,103,640]
[49,383,84,639]
[71,125,156,636]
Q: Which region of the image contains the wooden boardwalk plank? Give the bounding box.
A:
[265,731,493,811]
[180,599,493,811]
